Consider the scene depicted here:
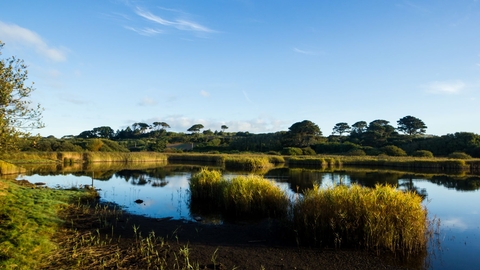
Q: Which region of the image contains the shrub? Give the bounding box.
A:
[302,147,316,155]
[346,149,366,156]
[412,150,434,158]
[282,147,303,156]
[381,145,407,156]
[448,152,472,159]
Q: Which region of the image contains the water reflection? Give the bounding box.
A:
[15,163,480,270]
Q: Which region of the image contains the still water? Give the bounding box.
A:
[17,165,480,270]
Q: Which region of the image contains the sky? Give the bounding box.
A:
[1,0,479,138]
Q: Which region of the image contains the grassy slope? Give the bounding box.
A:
[0,179,97,269]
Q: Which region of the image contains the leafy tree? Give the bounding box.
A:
[153,121,170,131]
[351,121,367,134]
[92,126,114,139]
[188,124,204,133]
[332,122,351,136]
[286,120,322,147]
[363,120,396,147]
[397,115,427,136]
[0,41,44,152]
[221,125,228,132]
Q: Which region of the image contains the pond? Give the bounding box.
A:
[16,163,480,270]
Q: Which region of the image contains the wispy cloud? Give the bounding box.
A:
[138,97,157,106]
[293,47,322,56]
[132,7,215,35]
[124,26,163,36]
[424,80,466,94]
[242,90,253,104]
[200,90,210,97]
[0,21,67,62]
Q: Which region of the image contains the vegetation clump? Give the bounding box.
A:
[412,150,434,158]
[293,184,429,254]
[448,152,472,159]
[189,169,289,219]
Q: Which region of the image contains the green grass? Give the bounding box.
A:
[293,184,429,254]
[0,179,99,269]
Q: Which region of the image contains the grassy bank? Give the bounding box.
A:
[1,152,168,165]
[0,179,98,269]
[168,153,284,171]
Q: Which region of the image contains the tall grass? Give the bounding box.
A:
[189,168,289,219]
[293,184,428,255]
[223,156,272,170]
[83,152,167,163]
[0,160,26,175]
[287,156,340,167]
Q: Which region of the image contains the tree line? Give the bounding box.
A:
[1,41,479,158]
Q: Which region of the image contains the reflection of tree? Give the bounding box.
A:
[430,176,480,191]
[398,175,428,200]
[348,171,401,188]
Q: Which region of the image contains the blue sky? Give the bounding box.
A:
[1,0,479,137]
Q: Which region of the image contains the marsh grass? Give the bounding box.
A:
[223,156,273,170]
[83,152,168,163]
[293,184,428,255]
[0,179,99,269]
[190,168,289,219]
[0,160,25,175]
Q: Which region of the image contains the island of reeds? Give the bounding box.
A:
[189,168,432,255]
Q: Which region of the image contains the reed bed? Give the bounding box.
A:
[0,160,26,175]
[83,152,167,163]
[189,168,289,219]
[167,153,224,165]
[287,157,341,167]
[223,156,273,170]
[293,184,428,255]
[338,156,470,170]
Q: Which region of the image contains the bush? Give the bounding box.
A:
[381,145,407,156]
[412,150,434,158]
[302,147,316,155]
[448,152,472,159]
[282,147,303,156]
[346,149,366,156]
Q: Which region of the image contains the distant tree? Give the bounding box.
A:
[0,41,44,152]
[221,125,228,132]
[153,121,170,131]
[92,126,114,139]
[132,122,150,134]
[364,120,396,147]
[203,129,214,136]
[397,115,427,136]
[188,124,204,133]
[286,120,322,147]
[351,121,367,134]
[332,122,351,136]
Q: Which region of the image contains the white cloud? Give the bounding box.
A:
[293,47,321,56]
[0,21,67,62]
[138,97,157,106]
[200,90,210,97]
[134,7,215,34]
[146,115,288,133]
[124,26,163,36]
[425,80,466,94]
